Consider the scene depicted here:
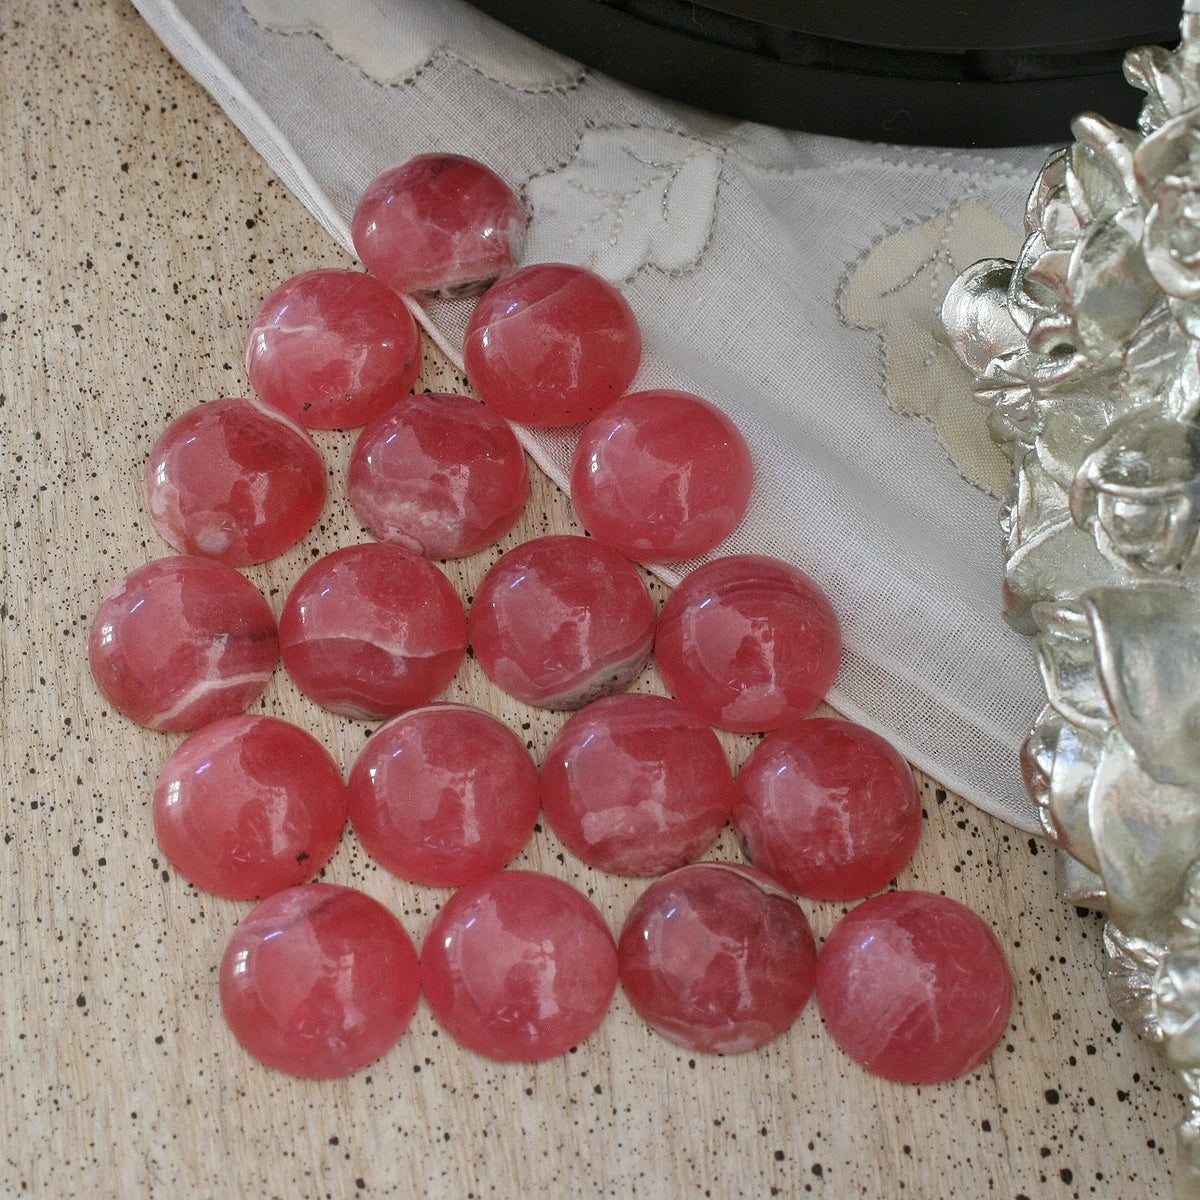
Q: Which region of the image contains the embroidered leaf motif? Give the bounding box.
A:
[525,127,721,282]
[839,200,1022,496]
[244,0,580,91]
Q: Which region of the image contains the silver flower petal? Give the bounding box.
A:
[1004,342,1090,393]
[1047,717,1106,872]
[1032,602,1112,734]
[1057,851,1107,909]
[1036,389,1120,488]
[1145,183,1200,299]
[938,258,1026,375]
[1134,107,1200,193]
[1022,704,1104,874]
[1067,114,1141,224]
[1159,949,1200,1068]
[1088,727,1200,941]
[1086,584,1200,785]
[1067,205,1158,359]
[1123,300,1189,408]
[1003,499,1124,631]
[1025,146,1070,237]
[1071,408,1200,569]
[1008,230,1062,331]
[1104,922,1166,1040]
[1125,41,1200,132]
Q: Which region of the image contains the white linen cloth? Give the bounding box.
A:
[131,0,1065,832]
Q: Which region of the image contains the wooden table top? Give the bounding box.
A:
[0,2,1185,1196]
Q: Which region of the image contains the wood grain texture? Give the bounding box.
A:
[0,2,1186,1196]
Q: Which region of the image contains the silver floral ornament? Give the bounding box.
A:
[941,3,1200,1192]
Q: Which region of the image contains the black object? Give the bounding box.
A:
[465,0,1182,146]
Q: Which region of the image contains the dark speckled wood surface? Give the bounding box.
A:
[0,1,1186,1196]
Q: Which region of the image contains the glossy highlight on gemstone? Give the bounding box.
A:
[468,535,656,708]
[733,718,922,900]
[618,862,817,1054]
[570,389,754,562]
[348,703,539,886]
[815,891,1013,1084]
[143,396,326,565]
[152,715,348,899]
[245,268,421,429]
[352,153,526,299]
[220,883,420,1079]
[279,543,467,719]
[88,555,278,731]
[655,554,841,733]
[348,391,529,559]
[463,263,642,427]
[539,693,734,875]
[420,870,618,1061]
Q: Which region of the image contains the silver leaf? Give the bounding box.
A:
[1086,584,1200,785]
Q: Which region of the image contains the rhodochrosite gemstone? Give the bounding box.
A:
[348,704,539,886]
[618,862,817,1054]
[88,555,277,730]
[220,883,420,1079]
[655,554,841,733]
[815,891,1012,1084]
[463,263,641,427]
[143,396,326,565]
[279,543,467,719]
[348,391,529,559]
[539,693,734,875]
[351,154,525,299]
[152,715,348,899]
[468,535,656,708]
[245,268,420,429]
[570,389,754,562]
[733,718,922,900]
[420,870,618,1061]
